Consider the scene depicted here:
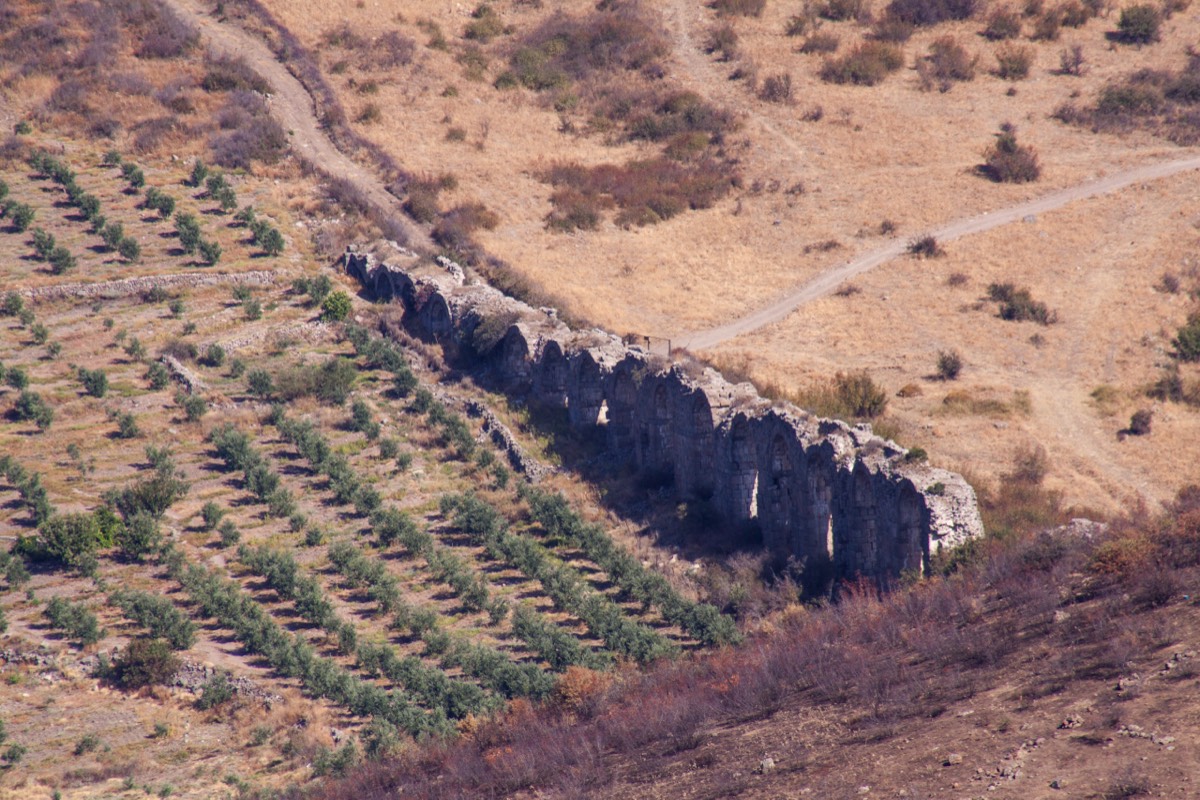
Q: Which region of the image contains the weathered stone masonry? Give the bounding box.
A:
[344,247,985,584]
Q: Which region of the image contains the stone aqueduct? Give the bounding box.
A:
[344,247,985,585]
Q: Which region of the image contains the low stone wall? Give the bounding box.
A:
[19,271,278,303]
[344,246,985,584]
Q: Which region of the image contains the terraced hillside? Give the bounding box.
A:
[0,144,740,799]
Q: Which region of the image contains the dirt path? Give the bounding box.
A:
[677,154,1200,349]
[165,0,432,251]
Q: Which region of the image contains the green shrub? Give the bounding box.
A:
[117,512,162,562]
[218,519,240,547]
[108,637,180,688]
[321,290,353,322]
[198,239,222,266]
[178,393,207,422]
[78,367,109,398]
[44,596,103,646]
[203,344,226,368]
[146,362,170,390]
[247,368,274,398]
[4,202,35,232]
[196,671,234,710]
[201,502,225,531]
[13,390,53,430]
[118,237,141,263]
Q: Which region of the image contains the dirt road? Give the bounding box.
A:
[165,0,431,251]
[677,155,1200,350]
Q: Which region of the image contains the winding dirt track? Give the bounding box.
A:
[166,0,431,251]
[676,155,1200,350]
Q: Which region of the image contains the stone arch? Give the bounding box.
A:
[896,483,928,578]
[534,339,569,409]
[718,414,758,521]
[676,391,716,499]
[806,453,835,563]
[844,462,883,582]
[567,351,604,428]
[498,326,532,391]
[417,292,453,341]
[606,364,638,454]
[636,380,675,477]
[758,431,795,554]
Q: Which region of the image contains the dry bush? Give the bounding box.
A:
[981,122,1040,182]
[1032,8,1063,39]
[1057,44,1087,75]
[1058,0,1093,25]
[1058,58,1200,144]
[713,0,768,16]
[208,92,287,168]
[982,6,1023,38]
[625,91,735,142]
[819,0,872,21]
[994,43,1034,79]
[987,281,1056,323]
[759,74,794,103]
[135,5,199,59]
[202,55,270,93]
[377,30,417,67]
[800,31,842,53]
[432,202,500,256]
[885,0,980,25]
[872,17,916,40]
[705,23,740,61]
[918,36,977,91]
[510,2,669,89]
[820,41,904,85]
[541,157,737,230]
[907,234,944,257]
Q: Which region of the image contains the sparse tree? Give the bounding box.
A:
[321,291,352,322]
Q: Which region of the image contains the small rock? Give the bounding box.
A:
[945,753,964,766]
[759,757,775,774]
[1050,778,1064,789]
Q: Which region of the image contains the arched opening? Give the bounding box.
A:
[637,382,674,483]
[606,367,638,456]
[534,340,568,409]
[499,328,531,390]
[759,433,794,552]
[568,352,604,429]
[419,294,453,341]
[683,393,716,498]
[897,484,927,578]
[722,416,758,520]
[852,464,879,577]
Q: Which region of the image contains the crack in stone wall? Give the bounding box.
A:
[344,246,985,584]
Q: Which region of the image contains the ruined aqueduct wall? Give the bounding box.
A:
[344,247,984,583]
